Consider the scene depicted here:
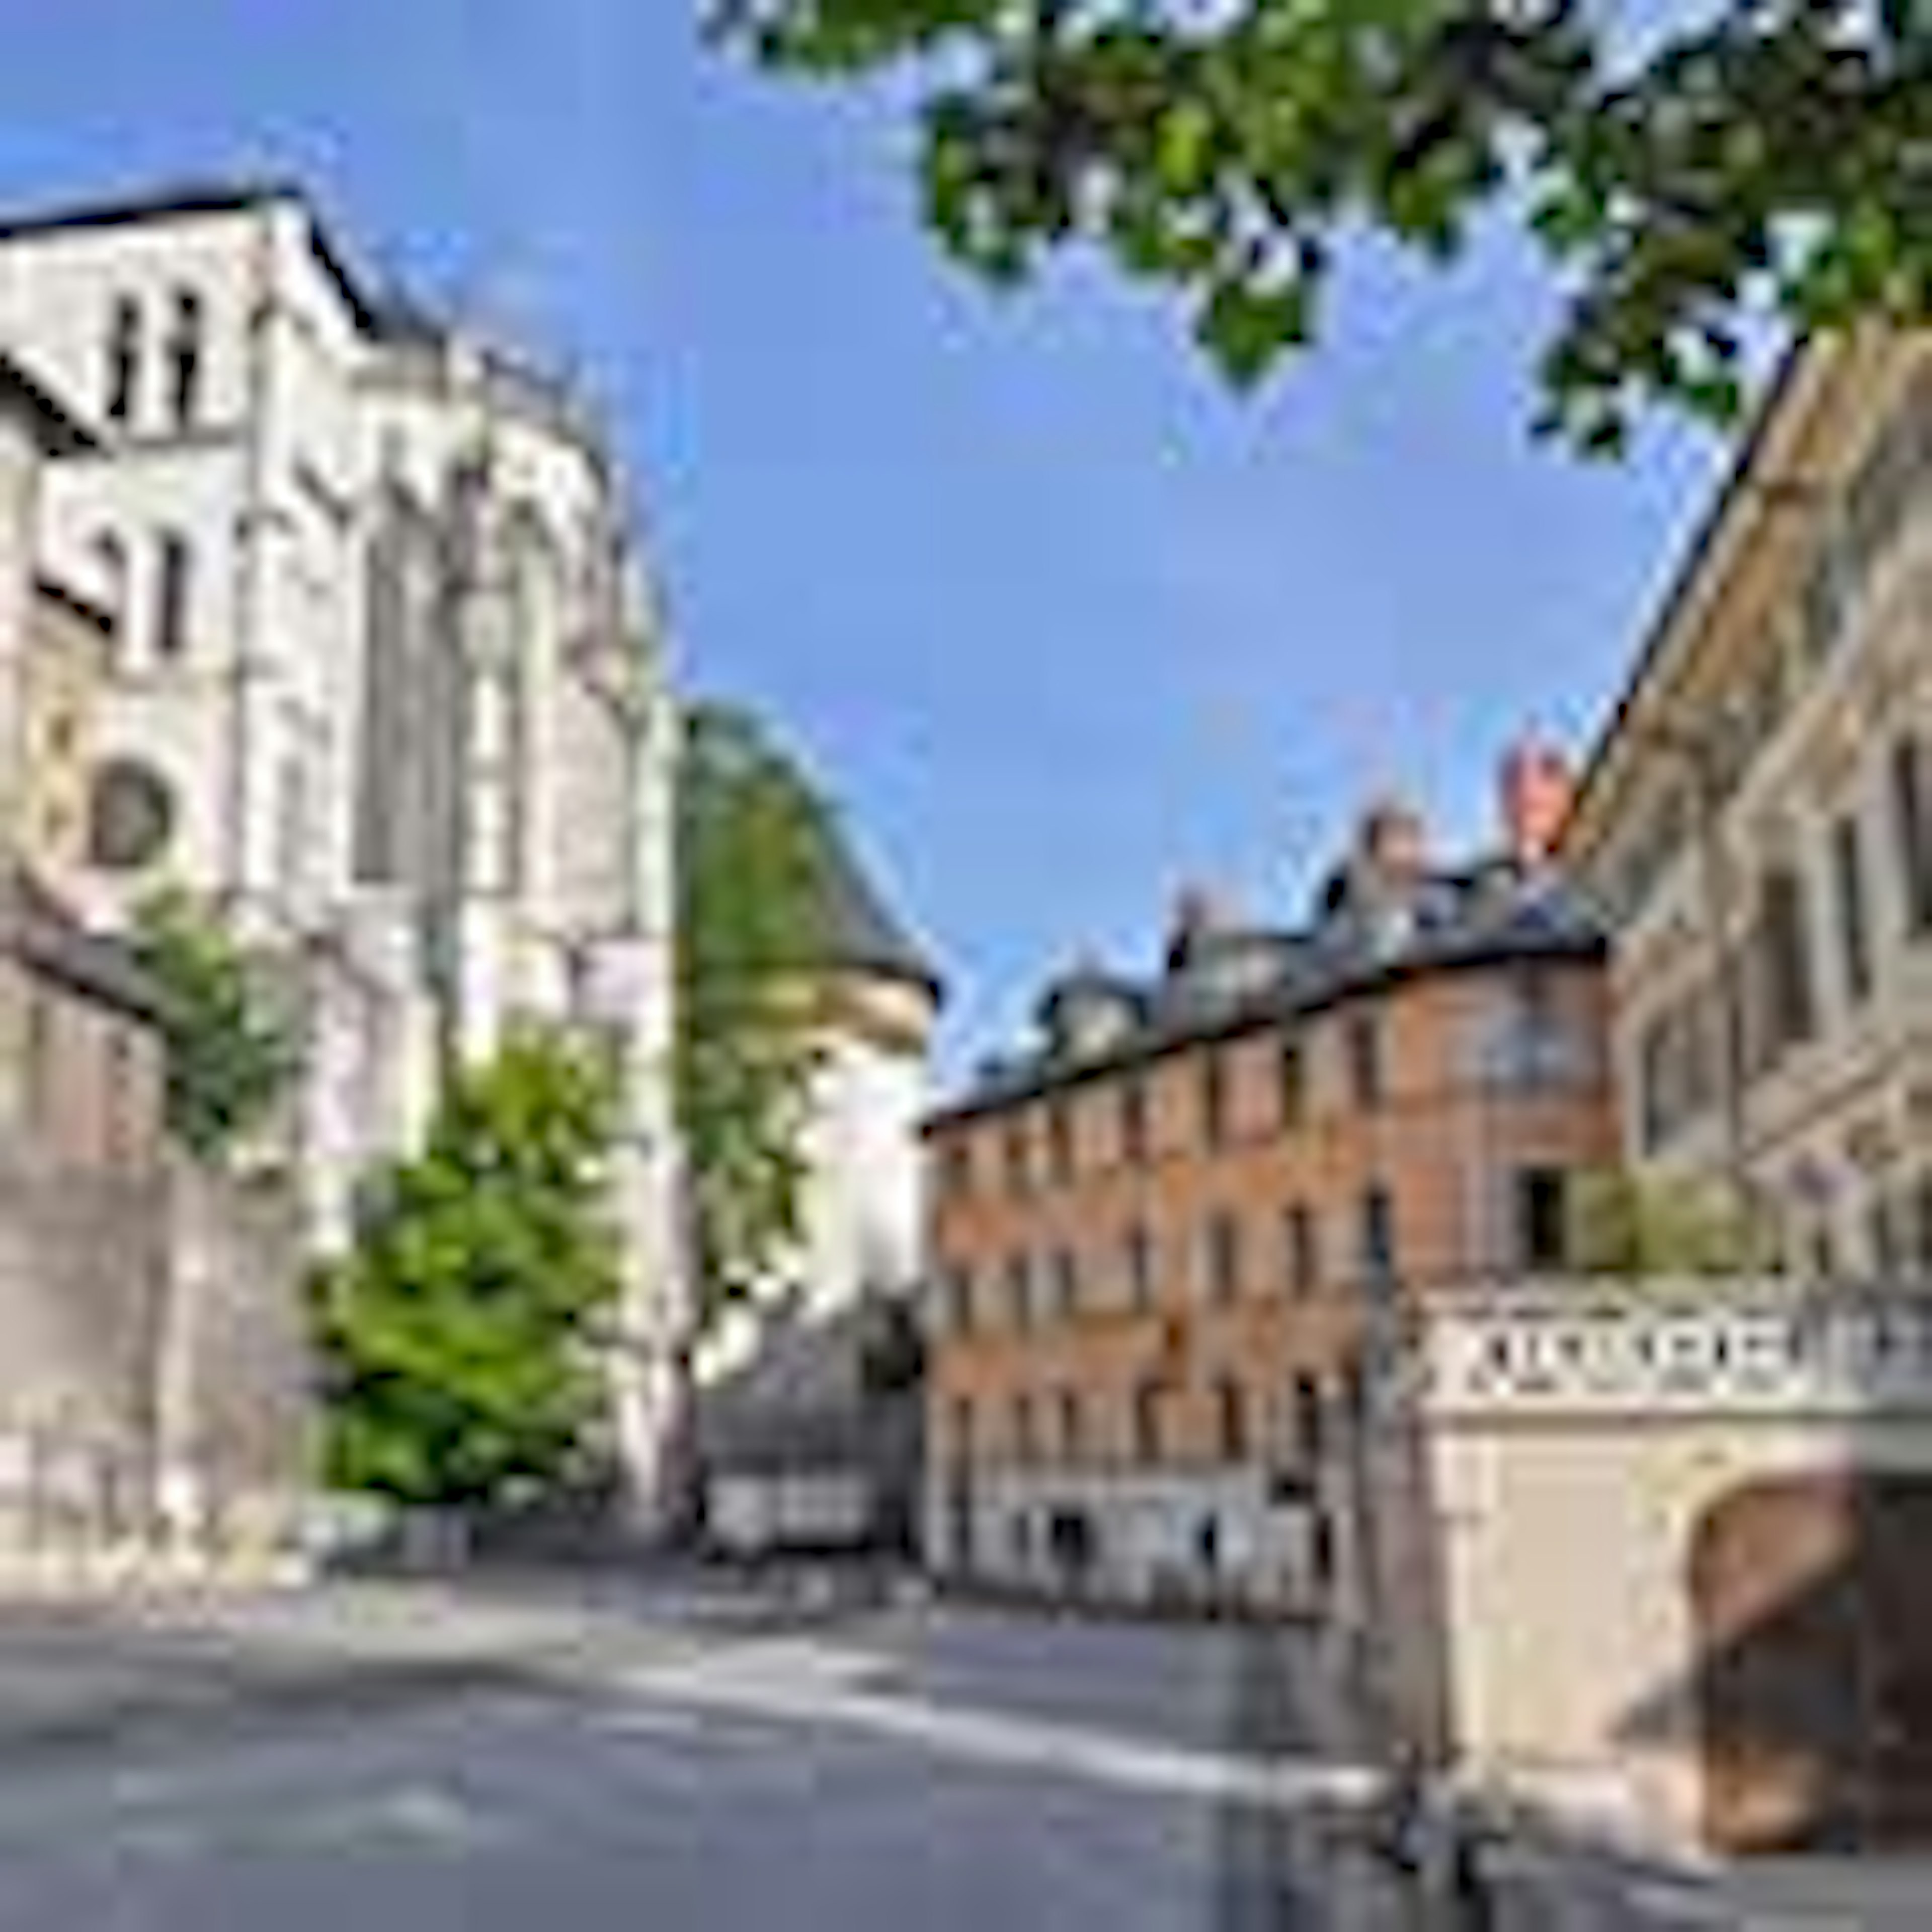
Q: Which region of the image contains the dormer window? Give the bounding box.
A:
[105,295,140,425]
[169,289,204,428]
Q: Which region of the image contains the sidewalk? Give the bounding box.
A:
[1467,1797,1932,1930]
[1726,1856,1932,1932]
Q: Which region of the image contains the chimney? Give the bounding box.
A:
[1500,738,1574,869]
[1357,797,1428,889]
[1166,881,1238,972]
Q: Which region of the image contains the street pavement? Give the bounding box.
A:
[0,1588,1393,1930]
[0,1583,1919,1929]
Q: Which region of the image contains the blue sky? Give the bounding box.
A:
[0,3,1731,1080]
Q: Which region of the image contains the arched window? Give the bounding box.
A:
[86,757,176,873]
[356,488,443,889]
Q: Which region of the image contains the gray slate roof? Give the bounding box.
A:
[815,820,943,999]
[938,856,1604,1123]
[0,353,98,456]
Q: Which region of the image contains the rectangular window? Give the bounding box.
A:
[1057,1389,1083,1465]
[1199,1049,1230,1148]
[1346,1012,1384,1111]
[1124,1224,1155,1311]
[940,1139,974,1201]
[944,1267,974,1336]
[1515,1167,1570,1273]
[1284,1203,1319,1296]
[1119,1077,1149,1164]
[1006,1253,1032,1330]
[1360,1185,1398,1288]
[1638,986,1718,1153]
[950,1399,974,1467]
[155,532,191,660]
[1004,1118,1032,1198]
[1637,1011,1673,1154]
[1869,1195,1901,1278]
[169,289,204,428]
[1501,967,1568,1088]
[1216,1377,1248,1462]
[105,295,138,425]
[354,515,414,885]
[1052,1248,1080,1321]
[1205,1211,1243,1304]
[1278,1038,1307,1129]
[1757,863,1818,1062]
[1892,737,1932,939]
[1291,1374,1325,1466]
[1800,544,1846,667]
[1046,1098,1075,1186]
[1133,1381,1163,1465]
[1010,1394,1035,1467]
[1832,812,1874,1007]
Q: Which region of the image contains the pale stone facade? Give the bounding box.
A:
[0,183,685,1518]
[1564,332,1932,1269]
[0,353,308,1589]
[1420,1282,1932,1850]
[695,842,940,1557]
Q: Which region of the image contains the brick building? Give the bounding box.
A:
[923,760,1618,1610]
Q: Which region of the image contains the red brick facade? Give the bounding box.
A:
[924,809,1618,1605]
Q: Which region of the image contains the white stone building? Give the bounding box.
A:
[1564,332,1932,1274]
[0,182,684,1515]
[694,825,940,1554]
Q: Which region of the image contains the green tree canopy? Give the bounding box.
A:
[712,0,1929,452]
[129,888,302,1168]
[312,1028,623,1511]
[677,701,841,1333]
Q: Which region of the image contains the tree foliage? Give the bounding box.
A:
[1570,1166,1778,1278]
[677,701,840,1332]
[711,0,1930,452]
[129,889,302,1167]
[312,1028,623,1511]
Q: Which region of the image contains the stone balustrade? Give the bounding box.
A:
[1420,1279,1932,1420]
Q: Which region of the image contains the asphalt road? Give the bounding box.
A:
[0,1594,1886,1931]
[0,1607,1384,1932]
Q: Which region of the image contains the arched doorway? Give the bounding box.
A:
[1689,1473,1932,1852]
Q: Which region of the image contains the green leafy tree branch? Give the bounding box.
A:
[710,0,1929,453]
[129,888,303,1168]
[312,1028,624,1512]
[677,701,841,1335]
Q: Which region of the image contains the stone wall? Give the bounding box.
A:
[0,1145,308,1588]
